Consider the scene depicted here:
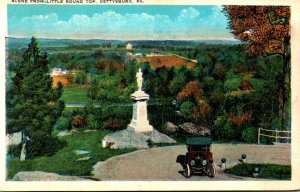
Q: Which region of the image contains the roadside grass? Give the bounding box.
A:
[62,85,90,103]
[8,130,136,179]
[224,163,291,180]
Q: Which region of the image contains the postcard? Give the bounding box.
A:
[1,0,300,191]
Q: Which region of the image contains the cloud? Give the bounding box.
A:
[178,7,200,21]
[9,6,234,40]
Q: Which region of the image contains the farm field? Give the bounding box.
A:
[136,54,197,68]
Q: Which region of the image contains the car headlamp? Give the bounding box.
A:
[191,160,195,166]
[202,160,207,166]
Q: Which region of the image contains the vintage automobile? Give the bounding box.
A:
[176,136,216,178]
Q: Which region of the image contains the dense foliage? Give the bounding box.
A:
[7,37,65,158]
[223,5,291,130]
[7,35,290,144]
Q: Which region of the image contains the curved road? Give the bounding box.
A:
[92,144,290,181]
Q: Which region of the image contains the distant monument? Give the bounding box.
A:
[127,68,153,132]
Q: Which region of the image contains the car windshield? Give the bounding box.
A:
[188,145,209,152]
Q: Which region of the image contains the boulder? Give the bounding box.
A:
[102,128,176,149]
[102,128,149,149]
[178,122,211,135]
[147,129,176,144]
[12,171,89,181]
[162,122,178,133]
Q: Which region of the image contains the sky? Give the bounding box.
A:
[8,5,234,40]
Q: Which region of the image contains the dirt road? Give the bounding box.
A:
[92,144,290,181]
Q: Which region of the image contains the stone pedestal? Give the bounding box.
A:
[127,90,153,133]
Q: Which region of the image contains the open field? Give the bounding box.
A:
[136,54,197,68]
[61,85,90,103]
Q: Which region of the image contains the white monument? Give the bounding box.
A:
[102,68,175,149]
[127,68,153,133]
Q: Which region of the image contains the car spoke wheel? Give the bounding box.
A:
[206,163,216,178]
[184,164,191,178]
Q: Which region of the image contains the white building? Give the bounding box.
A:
[50,67,68,76]
[126,43,133,50]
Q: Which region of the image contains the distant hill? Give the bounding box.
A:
[7,37,240,50]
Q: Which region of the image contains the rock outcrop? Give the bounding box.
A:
[162,122,178,133]
[178,122,211,135]
[102,128,176,149]
[146,129,177,144]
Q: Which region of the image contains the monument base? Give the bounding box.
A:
[128,120,153,133]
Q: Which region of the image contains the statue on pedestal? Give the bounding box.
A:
[127,68,153,133]
[136,68,143,91]
[101,67,176,149]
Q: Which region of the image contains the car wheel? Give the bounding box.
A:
[206,163,216,178]
[184,164,191,178]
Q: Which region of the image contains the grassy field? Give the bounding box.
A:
[224,163,291,180]
[61,85,90,103]
[8,130,135,179]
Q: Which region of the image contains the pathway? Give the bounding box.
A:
[92,143,290,181]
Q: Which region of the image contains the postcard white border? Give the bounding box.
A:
[1,0,300,191]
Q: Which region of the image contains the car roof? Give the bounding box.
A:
[186,136,212,145]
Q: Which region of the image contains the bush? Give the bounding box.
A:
[71,114,87,128]
[179,101,195,119]
[86,114,100,130]
[224,78,241,91]
[103,118,128,130]
[28,136,67,158]
[212,116,236,141]
[101,106,132,131]
[249,78,265,90]
[75,71,87,85]
[241,126,258,143]
[56,111,72,131]
[97,89,120,103]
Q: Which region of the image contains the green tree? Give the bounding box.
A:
[7,37,65,158]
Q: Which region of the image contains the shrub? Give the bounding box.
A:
[224,78,241,92]
[212,117,236,141]
[179,101,195,119]
[56,111,72,131]
[71,115,87,128]
[28,136,67,158]
[86,115,100,130]
[249,78,265,90]
[75,71,87,85]
[241,126,258,143]
[101,106,132,131]
[103,118,128,130]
